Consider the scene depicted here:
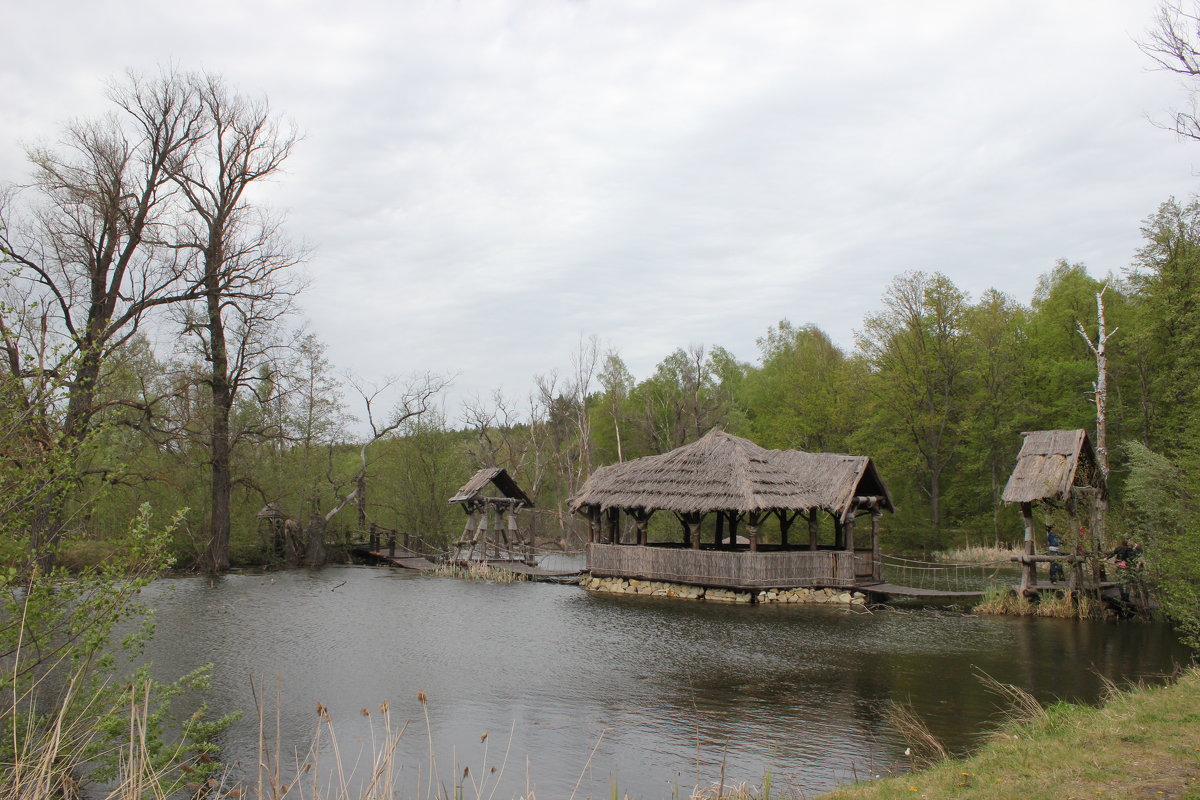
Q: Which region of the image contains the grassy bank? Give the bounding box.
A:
[818,666,1200,800]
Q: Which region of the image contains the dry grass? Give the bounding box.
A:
[819,667,1200,800]
[932,545,1021,565]
[429,562,526,583]
[884,701,949,770]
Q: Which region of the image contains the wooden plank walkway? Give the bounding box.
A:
[489,562,583,580]
[368,549,438,571]
[856,582,984,599]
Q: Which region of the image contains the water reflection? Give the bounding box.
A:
[135,567,1189,798]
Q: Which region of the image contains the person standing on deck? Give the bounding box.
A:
[1046,525,1064,584]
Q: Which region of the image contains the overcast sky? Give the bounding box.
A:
[4,1,1198,426]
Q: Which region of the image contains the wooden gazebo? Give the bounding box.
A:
[569,429,893,590]
[449,467,536,565]
[1001,429,1106,593]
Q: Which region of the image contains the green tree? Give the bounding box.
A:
[856,271,973,540]
[1127,198,1200,456]
[957,289,1031,538]
[740,321,859,452]
[629,344,741,453]
[1121,441,1200,648]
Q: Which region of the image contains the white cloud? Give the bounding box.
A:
[2,0,1195,426]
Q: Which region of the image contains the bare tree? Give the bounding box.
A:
[170,73,304,572]
[304,373,450,565]
[1077,284,1118,545]
[0,70,206,554]
[1141,2,1200,141]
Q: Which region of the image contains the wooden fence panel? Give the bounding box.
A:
[586,543,859,589]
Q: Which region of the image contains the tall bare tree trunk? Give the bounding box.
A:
[1078,285,1116,548]
[205,265,233,573]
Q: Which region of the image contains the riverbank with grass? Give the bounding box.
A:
[817,665,1200,800]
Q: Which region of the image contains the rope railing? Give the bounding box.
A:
[877,553,1011,592]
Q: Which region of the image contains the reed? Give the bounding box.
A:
[932,545,1021,565]
[972,586,1033,616]
[429,563,526,584]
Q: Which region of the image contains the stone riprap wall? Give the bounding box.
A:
[582,575,867,605]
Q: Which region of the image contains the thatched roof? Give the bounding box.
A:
[449,467,534,507]
[568,429,892,519]
[256,501,289,520]
[1001,429,1104,504]
[773,450,895,516]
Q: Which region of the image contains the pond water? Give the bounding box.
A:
[136,566,1190,798]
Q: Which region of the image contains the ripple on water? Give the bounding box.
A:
[135,567,1189,798]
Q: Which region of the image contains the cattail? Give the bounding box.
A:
[361,707,370,716]
[480,732,488,742]
[380,700,389,713]
[417,690,427,705]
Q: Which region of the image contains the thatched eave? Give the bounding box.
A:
[569,429,894,519]
[1000,429,1105,505]
[449,467,534,507]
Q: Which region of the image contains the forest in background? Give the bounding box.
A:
[1,57,1199,574]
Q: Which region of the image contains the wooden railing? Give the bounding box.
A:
[587,543,878,590]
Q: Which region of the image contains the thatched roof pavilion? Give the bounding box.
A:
[570,429,893,591]
[1001,429,1106,594]
[571,430,893,521]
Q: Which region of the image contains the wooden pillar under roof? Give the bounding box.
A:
[871,510,882,581]
[844,513,855,552]
[715,511,725,548]
[747,512,761,552]
[1019,501,1036,594]
[689,513,702,550]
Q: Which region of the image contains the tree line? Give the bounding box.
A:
[1,68,1199,584]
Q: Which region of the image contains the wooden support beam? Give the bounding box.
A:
[1020,501,1036,594]
[871,511,882,581]
[808,510,819,551]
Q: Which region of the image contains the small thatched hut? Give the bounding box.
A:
[1001,429,1106,592]
[450,467,536,564]
[569,429,893,590]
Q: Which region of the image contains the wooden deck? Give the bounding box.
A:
[587,543,878,590]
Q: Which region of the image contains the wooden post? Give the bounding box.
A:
[808,511,819,551]
[778,510,792,547]
[1020,501,1036,594]
[689,515,701,550]
[871,511,882,581]
[607,508,619,544]
[834,518,844,550]
[715,512,725,548]
[639,516,649,546]
[747,512,760,552]
[844,514,855,552]
[387,530,396,557]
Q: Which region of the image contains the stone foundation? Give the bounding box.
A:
[582,575,867,605]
